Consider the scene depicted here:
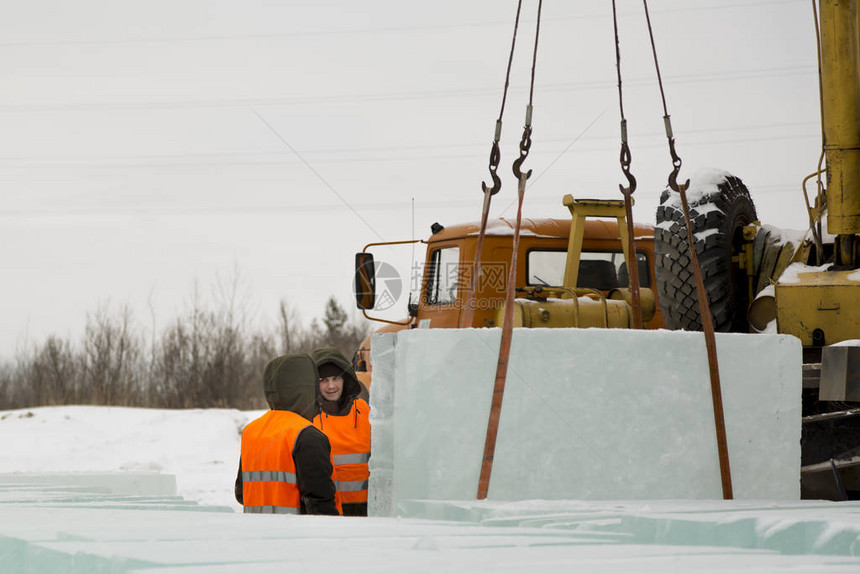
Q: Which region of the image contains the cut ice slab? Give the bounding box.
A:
[369,328,801,512]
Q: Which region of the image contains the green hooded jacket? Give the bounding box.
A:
[311,346,369,416]
[264,353,320,421]
[312,346,370,517]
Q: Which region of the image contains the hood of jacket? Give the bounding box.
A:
[312,346,365,416]
[264,353,320,421]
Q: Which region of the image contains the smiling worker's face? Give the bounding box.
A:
[319,375,344,402]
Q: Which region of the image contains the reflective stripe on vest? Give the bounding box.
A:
[244,505,300,515]
[313,398,371,505]
[337,479,369,492]
[243,470,298,483]
[333,452,370,465]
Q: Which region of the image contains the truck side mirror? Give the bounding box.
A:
[354,252,376,310]
[407,293,418,318]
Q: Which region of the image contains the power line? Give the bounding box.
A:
[0,118,818,166]
[0,65,815,113]
[0,129,819,170]
[251,109,386,242]
[0,200,469,218]
[0,182,806,220]
[0,1,804,49]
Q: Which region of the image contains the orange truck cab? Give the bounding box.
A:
[353,216,664,386]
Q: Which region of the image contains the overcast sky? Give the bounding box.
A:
[0,0,818,358]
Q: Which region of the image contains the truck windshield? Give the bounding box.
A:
[426,246,460,305]
[527,250,650,290]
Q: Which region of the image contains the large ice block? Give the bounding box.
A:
[367,332,397,517]
[369,328,802,515]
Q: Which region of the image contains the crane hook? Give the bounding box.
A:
[618,141,636,196]
[667,138,689,193]
[512,125,533,181]
[481,140,502,195]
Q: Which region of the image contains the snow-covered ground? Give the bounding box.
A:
[2,405,860,573]
[0,405,260,510]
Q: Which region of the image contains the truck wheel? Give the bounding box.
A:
[654,173,757,332]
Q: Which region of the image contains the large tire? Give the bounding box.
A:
[654,173,757,332]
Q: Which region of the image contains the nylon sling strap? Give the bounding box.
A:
[477,0,543,501]
[642,0,733,499]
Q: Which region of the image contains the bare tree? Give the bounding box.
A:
[80,303,142,405]
[0,288,367,411]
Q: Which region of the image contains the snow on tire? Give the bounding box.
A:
[654,173,757,332]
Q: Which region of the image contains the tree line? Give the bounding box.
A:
[0,295,369,411]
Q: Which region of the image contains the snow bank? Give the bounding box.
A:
[0,406,262,509]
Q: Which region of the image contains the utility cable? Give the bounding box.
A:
[252,109,385,242]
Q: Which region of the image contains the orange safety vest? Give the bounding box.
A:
[241,410,340,514]
[313,398,370,505]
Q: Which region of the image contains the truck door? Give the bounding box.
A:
[420,245,462,328]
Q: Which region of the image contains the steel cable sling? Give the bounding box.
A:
[642,0,733,499]
[611,0,644,329]
[460,0,525,329]
[477,0,542,501]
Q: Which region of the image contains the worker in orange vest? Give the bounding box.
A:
[311,347,371,516]
[235,353,341,515]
